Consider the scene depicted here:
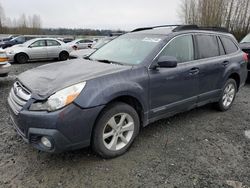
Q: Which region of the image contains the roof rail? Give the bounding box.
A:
[131,24,230,33]
[173,25,229,33]
[131,25,181,32]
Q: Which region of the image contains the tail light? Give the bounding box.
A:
[243,52,249,63]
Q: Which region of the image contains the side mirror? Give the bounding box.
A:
[156,56,178,68]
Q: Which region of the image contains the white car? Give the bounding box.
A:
[67,39,94,50]
[5,38,72,64]
[69,37,116,58]
[0,49,11,77]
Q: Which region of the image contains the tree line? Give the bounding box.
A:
[180,0,250,40]
[0,3,42,35]
[0,3,124,36]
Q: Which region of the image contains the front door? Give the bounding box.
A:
[149,34,199,119]
[27,40,47,59]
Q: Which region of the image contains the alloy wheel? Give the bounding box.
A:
[103,113,135,151]
[222,83,236,108]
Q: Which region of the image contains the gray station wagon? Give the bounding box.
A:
[8,25,248,158]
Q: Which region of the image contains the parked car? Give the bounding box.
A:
[62,38,74,43]
[239,33,250,77]
[0,36,34,49]
[0,35,19,44]
[7,25,248,158]
[0,49,11,77]
[5,38,72,63]
[69,37,116,58]
[68,39,94,50]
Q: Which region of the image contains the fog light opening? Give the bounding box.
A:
[41,136,52,149]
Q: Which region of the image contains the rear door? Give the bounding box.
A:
[78,39,93,49]
[194,34,226,104]
[46,40,62,58]
[27,40,47,59]
[149,34,200,119]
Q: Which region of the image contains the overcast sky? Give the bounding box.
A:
[0,0,181,30]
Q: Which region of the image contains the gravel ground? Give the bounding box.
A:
[0,61,250,188]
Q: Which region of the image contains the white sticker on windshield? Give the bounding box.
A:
[142,37,162,43]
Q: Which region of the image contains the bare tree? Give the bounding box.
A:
[180,0,250,40]
[0,2,6,33]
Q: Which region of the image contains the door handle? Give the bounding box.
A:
[189,67,200,75]
[222,61,229,67]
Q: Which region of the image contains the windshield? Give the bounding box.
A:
[92,38,112,49]
[89,34,163,65]
[241,34,250,43]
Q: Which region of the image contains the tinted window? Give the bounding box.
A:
[196,35,219,59]
[159,35,194,63]
[30,40,46,48]
[220,37,238,54]
[47,40,61,46]
[217,37,226,55]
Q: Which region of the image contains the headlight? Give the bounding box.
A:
[7,50,15,54]
[30,82,86,112]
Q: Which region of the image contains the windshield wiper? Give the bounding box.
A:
[95,59,123,65]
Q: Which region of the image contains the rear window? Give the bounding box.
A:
[196,35,219,59]
[220,37,238,54]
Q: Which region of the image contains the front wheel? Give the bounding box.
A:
[15,53,28,64]
[215,79,237,111]
[92,102,140,158]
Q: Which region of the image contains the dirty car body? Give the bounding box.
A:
[7,25,248,156]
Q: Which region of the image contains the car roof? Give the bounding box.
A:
[130,25,233,38]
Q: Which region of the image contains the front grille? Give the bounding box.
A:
[8,81,31,115]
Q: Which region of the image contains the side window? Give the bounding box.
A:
[196,35,219,59]
[16,37,25,43]
[159,35,194,63]
[30,40,46,48]
[79,40,85,43]
[79,40,92,43]
[220,37,238,54]
[47,40,61,46]
[217,37,226,55]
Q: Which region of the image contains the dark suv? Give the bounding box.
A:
[8,25,248,158]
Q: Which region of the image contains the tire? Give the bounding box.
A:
[59,51,69,61]
[92,102,140,158]
[0,73,8,77]
[215,79,237,111]
[15,53,28,64]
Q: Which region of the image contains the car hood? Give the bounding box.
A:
[18,59,131,98]
[239,43,250,50]
[70,49,96,58]
[5,45,25,51]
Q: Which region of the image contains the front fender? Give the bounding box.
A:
[74,80,147,110]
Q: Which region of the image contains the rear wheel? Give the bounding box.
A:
[215,79,237,111]
[15,53,28,64]
[92,102,140,158]
[59,51,69,61]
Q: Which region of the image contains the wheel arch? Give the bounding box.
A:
[14,52,30,62]
[228,72,240,91]
[59,50,69,56]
